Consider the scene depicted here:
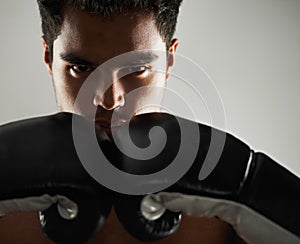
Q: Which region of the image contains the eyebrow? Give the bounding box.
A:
[60,53,98,67]
[125,52,160,65]
[60,52,160,67]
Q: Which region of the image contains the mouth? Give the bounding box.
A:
[95,119,127,128]
[94,119,128,140]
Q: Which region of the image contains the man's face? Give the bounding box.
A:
[43,6,178,129]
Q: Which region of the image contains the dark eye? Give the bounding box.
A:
[127,66,149,74]
[119,65,151,78]
[71,65,94,73]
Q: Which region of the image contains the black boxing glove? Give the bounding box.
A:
[106,114,184,242]
[114,194,182,242]
[0,113,112,244]
[112,113,300,243]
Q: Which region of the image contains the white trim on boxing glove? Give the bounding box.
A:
[141,192,300,244]
[0,194,78,220]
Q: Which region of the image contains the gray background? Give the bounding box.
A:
[0,1,299,176]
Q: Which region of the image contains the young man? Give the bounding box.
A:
[0,0,244,243]
[1,1,299,243]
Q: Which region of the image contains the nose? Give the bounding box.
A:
[94,81,125,111]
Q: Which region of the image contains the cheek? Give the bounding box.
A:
[52,61,86,108]
[122,72,167,114]
[124,71,166,90]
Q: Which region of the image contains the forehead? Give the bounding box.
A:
[54,6,166,63]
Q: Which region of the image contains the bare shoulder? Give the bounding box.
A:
[0,210,245,244]
[0,212,52,243]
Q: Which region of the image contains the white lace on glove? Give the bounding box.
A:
[0,194,78,220]
[140,192,300,244]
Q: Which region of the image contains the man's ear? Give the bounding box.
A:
[166,38,179,80]
[41,36,53,75]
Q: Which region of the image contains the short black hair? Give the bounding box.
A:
[37,0,183,61]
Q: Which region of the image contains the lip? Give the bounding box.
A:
[95,119,127,141]
[95,120,111,128]
[95,119,127,129]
